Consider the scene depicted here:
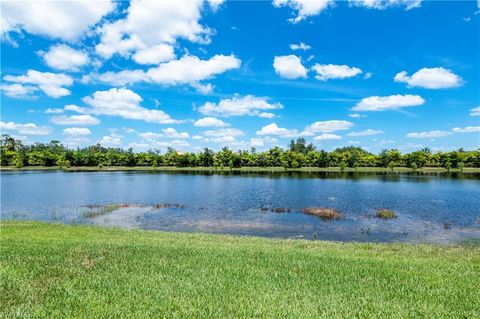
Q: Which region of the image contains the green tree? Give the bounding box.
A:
[388,161,396,172]
[199,148,214,167]
[57,156,71,168]
[444,160,452,172]
[410,162,418,172]
[289,138,315,154]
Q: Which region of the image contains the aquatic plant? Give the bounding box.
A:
[259,207,292,213]
[302,207,341,220]
[83,204,125,218]
[271,207,292,213]
[152,203,186,209]
[375,209,397,219]
[83,203,186,218]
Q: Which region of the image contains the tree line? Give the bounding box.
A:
[1,134,479,169]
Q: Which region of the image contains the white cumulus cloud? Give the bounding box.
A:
[470,106,480,117]
[0,83,37,99]
[80,88,182,124]
[452,126,480,133]
[290,42,311,51]
[45,108,64,114]
[273,0,334,23]
[94,54,240,93]
[202,128,245,144]
[193,117,229,127]
[256,123,299,138]
[199,94,283,118]
[312,64,362,81]
[203,128,245,138]
[394,67,462,89]
[51,115,100,126]
[41,44,89,71]
[314,133,342,141]
[131,131,194,149]
[352,94,425,112]
[210,136,237,144]
[146,54,240,89]
[0,121,52,135]
[349,0,422,10]
[95,0,218,61]
[99,133,122,147]
[304,120,354,133]
[96,70,147,86]
[138,132,162,140]
[63,127,91,136]
[132,44,175,65]
[1,0,115,41]
[3,70,73,98]
[64,104,87,113]
[162,128,189,139]
[273,55,308,79]
[250,137,278,148]
[406,130,452,138]
[347,129,384,137]
[348,113,365,118]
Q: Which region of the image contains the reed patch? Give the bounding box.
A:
[375,209,397,219]
[302,207,342,220]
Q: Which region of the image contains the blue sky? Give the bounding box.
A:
[1,0,479,153]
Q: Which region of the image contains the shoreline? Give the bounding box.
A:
[2,165,480,174]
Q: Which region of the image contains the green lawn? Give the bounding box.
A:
[1,166,479,173]
[1,222,479,318]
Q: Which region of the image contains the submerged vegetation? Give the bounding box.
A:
[77,202,404,223]
[83,203,187,218]
[261,207,292,213]
[2,135,479,170]
[376,208,398,219]
[83,204,125,218]
[80,203,405,223]
[1,221,479,318]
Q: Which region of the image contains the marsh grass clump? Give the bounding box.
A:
[375,208,397,220]
[152,203,186,209]
[271,207,292,213]
[83,204,125,218]
[83,203,186,219]
[259,207,292,213]
[302,207,341,220]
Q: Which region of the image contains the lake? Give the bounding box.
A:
[1,170,479,244]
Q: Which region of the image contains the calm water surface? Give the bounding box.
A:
[1,171,479,243]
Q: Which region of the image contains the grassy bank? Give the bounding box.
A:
[1,222,479,318]
[1,165,479,174]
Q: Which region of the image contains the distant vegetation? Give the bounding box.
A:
[1,134,479,169]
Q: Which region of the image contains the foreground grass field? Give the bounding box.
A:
[1,222,479,318]
[2,166,480,174]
